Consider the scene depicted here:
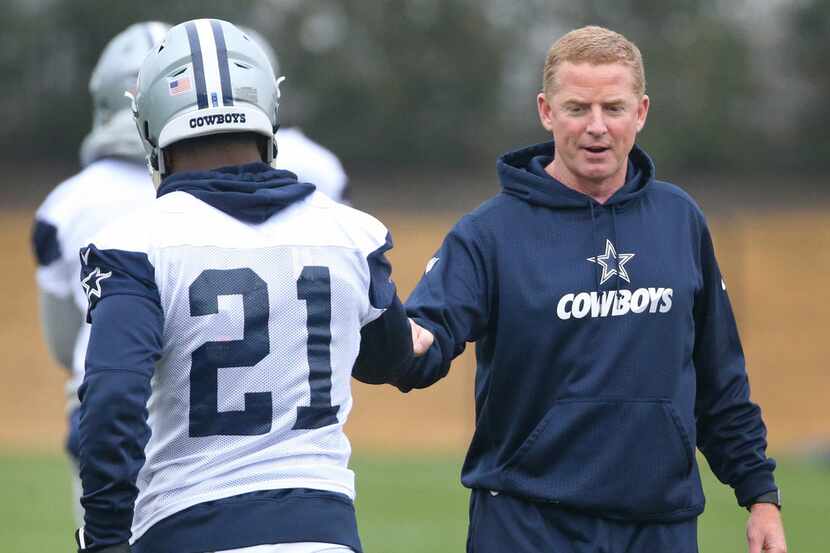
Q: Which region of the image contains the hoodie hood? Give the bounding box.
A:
[497,141,654,209]
[80,109,147,167]
[497,141,656,294]
[157,162,315,224]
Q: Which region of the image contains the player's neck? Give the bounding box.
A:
[167,143,263,174]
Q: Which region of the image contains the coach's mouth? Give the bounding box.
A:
[583,145,610,154]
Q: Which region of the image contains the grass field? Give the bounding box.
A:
[1,451,826,552]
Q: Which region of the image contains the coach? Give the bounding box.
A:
[398,26,786,552]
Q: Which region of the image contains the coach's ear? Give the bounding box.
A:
[636,94,650,133]
[537,92,555,133]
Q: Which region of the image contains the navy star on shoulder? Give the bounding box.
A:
[82,266,112,303]
[79,245,159,322]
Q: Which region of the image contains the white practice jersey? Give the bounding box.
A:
[275,127,348,204]
[33,159,155,404]
[85,190,388,542]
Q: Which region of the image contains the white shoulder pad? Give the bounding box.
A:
[316,196,390,255]
[37,160,151,225]
[35,170,92,227]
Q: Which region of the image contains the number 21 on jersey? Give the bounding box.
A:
[188,266,339,437]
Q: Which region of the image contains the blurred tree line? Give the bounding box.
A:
[0,0,826,174]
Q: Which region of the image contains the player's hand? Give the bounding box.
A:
[746,503,787,553]
[409,319,434,356]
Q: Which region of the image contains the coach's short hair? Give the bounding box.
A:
[543,25,646,98]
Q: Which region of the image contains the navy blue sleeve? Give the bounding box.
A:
[32,218,61,266]
[66,406,81,462]
[352,231,415,384]
[400,217,490,392]
[77,245,163,550]
[693,226,776,507]
[353,296,414,384]
[367,231,396,310]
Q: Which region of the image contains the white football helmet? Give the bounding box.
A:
[132,19,281,179]
[80,22,170,167]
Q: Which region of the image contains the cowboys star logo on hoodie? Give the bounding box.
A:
[587,239,635,284]
[556,239,673,320]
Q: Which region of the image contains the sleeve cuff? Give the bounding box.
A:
[75,529,131,552]
[734,470,777,507]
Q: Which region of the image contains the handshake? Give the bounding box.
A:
[409,319,434,357]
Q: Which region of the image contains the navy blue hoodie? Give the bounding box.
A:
[402,142,776,522]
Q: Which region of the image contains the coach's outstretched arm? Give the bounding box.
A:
[692,225,786,553]
[76,245,162,552]
[397,216,490,392]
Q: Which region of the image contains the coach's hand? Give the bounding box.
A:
[747,503,786,553]
[409,319,434,356]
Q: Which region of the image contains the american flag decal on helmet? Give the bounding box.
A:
[168,76,192,95]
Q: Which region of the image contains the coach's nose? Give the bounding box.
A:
[586,105,608,137]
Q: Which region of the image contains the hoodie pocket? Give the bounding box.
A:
[502,399,697,519]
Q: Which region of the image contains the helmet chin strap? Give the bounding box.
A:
[151,169,163,189]
[156,148,167,176]
[269,128,279,168]
[146,153,163,188]
[146,148,166,188]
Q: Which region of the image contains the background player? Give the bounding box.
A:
[74,19,425,553]
[242,27,351,204]
[30,21,170,526]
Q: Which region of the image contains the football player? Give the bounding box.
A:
[31,21,170,526]
[74,19,429,553]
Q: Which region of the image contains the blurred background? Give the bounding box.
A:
[0,0,827,551]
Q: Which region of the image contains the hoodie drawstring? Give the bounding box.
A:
[589,202,624,295]
[589,201,600,293]
[611,205,621,294]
